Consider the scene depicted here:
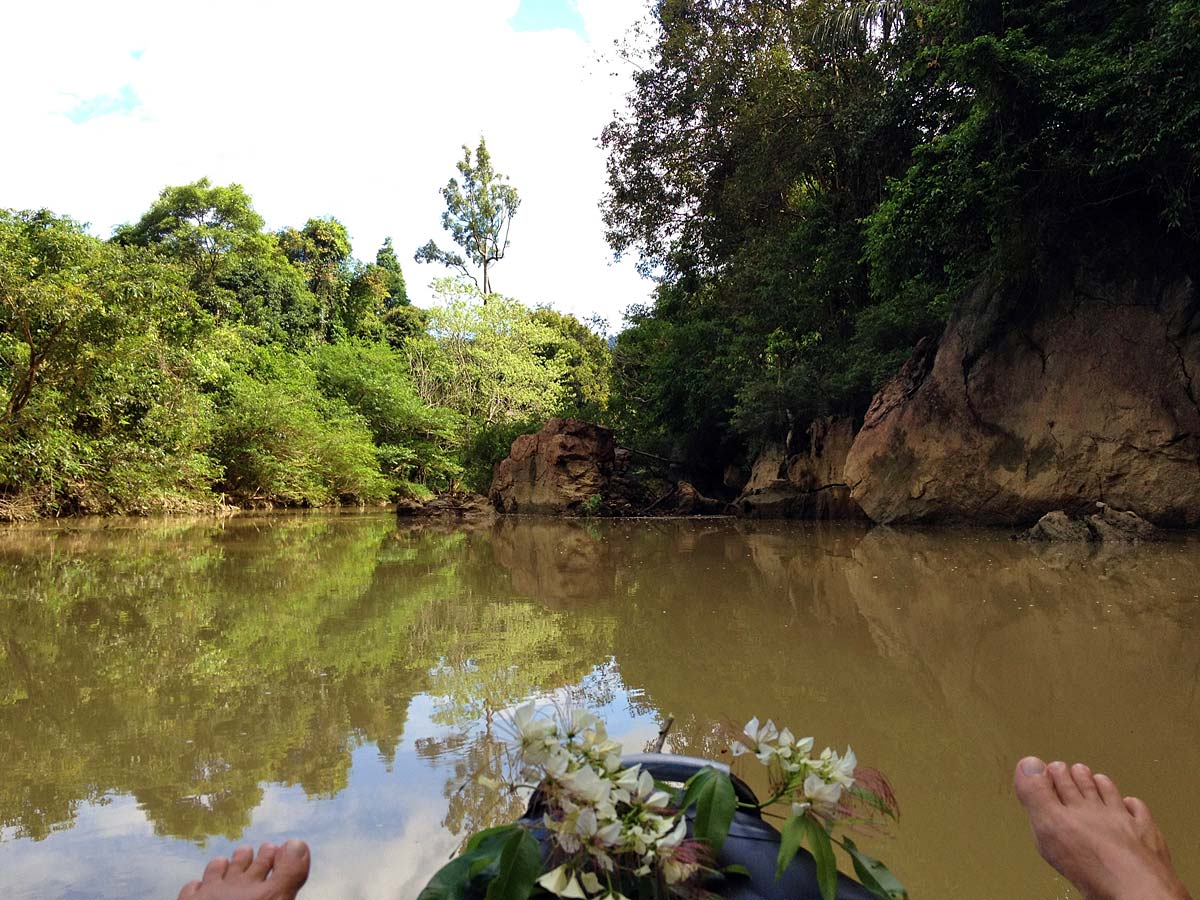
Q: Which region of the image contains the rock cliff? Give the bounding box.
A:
[845,270,1200,525]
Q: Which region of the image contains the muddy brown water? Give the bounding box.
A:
[1,513,1197,899]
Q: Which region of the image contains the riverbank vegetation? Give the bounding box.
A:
[4,1,1197,519]
[603,0,1200,477]
[0,180,610,519]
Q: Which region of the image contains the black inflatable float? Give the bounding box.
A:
[509,753,877,900]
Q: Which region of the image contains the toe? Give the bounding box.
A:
[229,845,254,874]
[246,842,277,880]
[177,880,202,899]
[1013,757,1059,816]
[1124,795,1152,823]
[1070,763,1100,801]
[1094,773,1122,806]
[1048,761,1083,805]
[202,856,229,884]
[269,839,311,897]
[1124,796,1172,858]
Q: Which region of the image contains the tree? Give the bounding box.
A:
[113,178,264,313]
[374,237,409,308]
[405,279,565,428]
[277,218,354,338]
[601,0,921,471]
[415,138,520,297]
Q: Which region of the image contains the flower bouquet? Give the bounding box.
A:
[417,705,906,900]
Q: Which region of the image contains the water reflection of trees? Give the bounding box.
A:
[5,514,1200,863]
[0,516,613,844]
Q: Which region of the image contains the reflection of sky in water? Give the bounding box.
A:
[0,664,662,900]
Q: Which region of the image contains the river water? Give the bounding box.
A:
[1,513,1197,899]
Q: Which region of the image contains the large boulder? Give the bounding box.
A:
[735,417,866,519]
[845,270,1200,525]
[489,419,615,515]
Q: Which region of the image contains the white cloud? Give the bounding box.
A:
[0,0,654,325]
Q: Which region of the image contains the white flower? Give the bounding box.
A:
[575,806,598,839]
[803,773,844,815]
[832,746,856,788]
[580,872,603,894]
[513,703,555,742]
[657,816,687,850]
[730,740,749,757]
[542,745,571,779]
[791,800,811,816]
[537,864,588,898]
[562,766,612,806]
[567,707,600,735]
[743,716,779,746]
[596,821,623,847]
[611,764,642,802]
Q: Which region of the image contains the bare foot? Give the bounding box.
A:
[177,839,310,900]
[1014,757,1191,900]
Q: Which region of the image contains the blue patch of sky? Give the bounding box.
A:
[65,83,141,124]
[130,48,144,60]
[509,0,587,40]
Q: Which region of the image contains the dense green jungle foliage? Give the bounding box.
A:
[603,0,1200,475]
[0,182,611,518]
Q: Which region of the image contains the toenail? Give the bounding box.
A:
[1020,758,1046,776]
[283,839,307,860]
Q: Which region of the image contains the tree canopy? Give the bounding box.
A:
[602,0,1200,476]
[0,178,610,518]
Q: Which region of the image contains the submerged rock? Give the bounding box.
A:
[1018,505,1158,543]
[396,492,495,519]
[845,269,1200,526]
[1020,511,1095,542]
[1087,504,1158,542]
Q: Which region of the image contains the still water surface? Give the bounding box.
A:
[1,513,1198,899]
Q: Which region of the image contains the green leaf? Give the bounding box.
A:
[841,837,909,900]
[484,829,542,900]
[692,767,737,853]
[723,864,751,878]
[417,855,476,900]
[417,826,520,900]
[802,816,839,900]
[676,765,718,812]
[775,814,805,880]
[467,825,522,853]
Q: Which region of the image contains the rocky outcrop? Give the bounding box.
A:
[396,492,495,520]
[1018,505,1158,542]
[845,271,1200,526]
[489,418,615,515]
[671,481,727,515]
[489,419,730,517]
[735,417,866,519]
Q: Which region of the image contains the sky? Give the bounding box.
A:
[0,0,654,327]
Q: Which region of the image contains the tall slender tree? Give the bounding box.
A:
[415,138,520,299]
